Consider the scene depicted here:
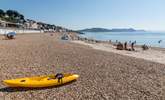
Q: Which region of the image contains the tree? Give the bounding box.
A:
[6,10,25,23]
[19,14,24,20]
[18,14,25,23]
[6,10,19,17]
[0,9,5,17]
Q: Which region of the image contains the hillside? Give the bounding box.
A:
[0,9,69,32]
[79,28,145,32]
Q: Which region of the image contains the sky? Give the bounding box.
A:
[0,0,165,31]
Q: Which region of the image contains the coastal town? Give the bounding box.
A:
[0,9,69,34]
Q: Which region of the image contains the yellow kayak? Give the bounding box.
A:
[3,73,79,88]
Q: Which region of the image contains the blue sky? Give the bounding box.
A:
[0,0,165,31]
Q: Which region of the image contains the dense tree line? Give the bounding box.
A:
[0,9,25,23]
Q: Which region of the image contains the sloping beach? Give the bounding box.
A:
[0,33,165,100]
[72,40,165,65]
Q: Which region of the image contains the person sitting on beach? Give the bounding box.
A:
[142,44,149,50]
[116,42,124,50]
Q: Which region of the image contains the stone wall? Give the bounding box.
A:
[0,28,43,34]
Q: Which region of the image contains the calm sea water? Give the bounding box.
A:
[79,32,165,48]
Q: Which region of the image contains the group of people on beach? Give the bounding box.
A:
[77,36,138,51]
[124,41,136,51]
[116,41,136,51]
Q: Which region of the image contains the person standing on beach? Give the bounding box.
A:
[131,42,135,51]
[124,42,128,50]
[158,40,162,44]
[134,40,136,44]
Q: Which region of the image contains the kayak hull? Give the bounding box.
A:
[3,74,79,88]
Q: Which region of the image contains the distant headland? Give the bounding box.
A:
[79,28,145,32]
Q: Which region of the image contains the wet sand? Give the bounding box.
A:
[0,33,165,100]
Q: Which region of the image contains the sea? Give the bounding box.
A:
[79,32,165,48]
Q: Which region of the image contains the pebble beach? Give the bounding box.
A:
[0,32,165,100]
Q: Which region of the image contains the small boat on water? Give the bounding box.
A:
[3,73,79,88]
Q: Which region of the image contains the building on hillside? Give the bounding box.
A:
[37,22,45,30]
[0,19,22,28]
[24,19,39,29]
[0,20,6,27]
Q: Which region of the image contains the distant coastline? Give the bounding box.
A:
[78,31,165,48]
[79,28,145,32]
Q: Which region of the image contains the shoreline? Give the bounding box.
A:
[78,32,165,49]
[72,39,165,65]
